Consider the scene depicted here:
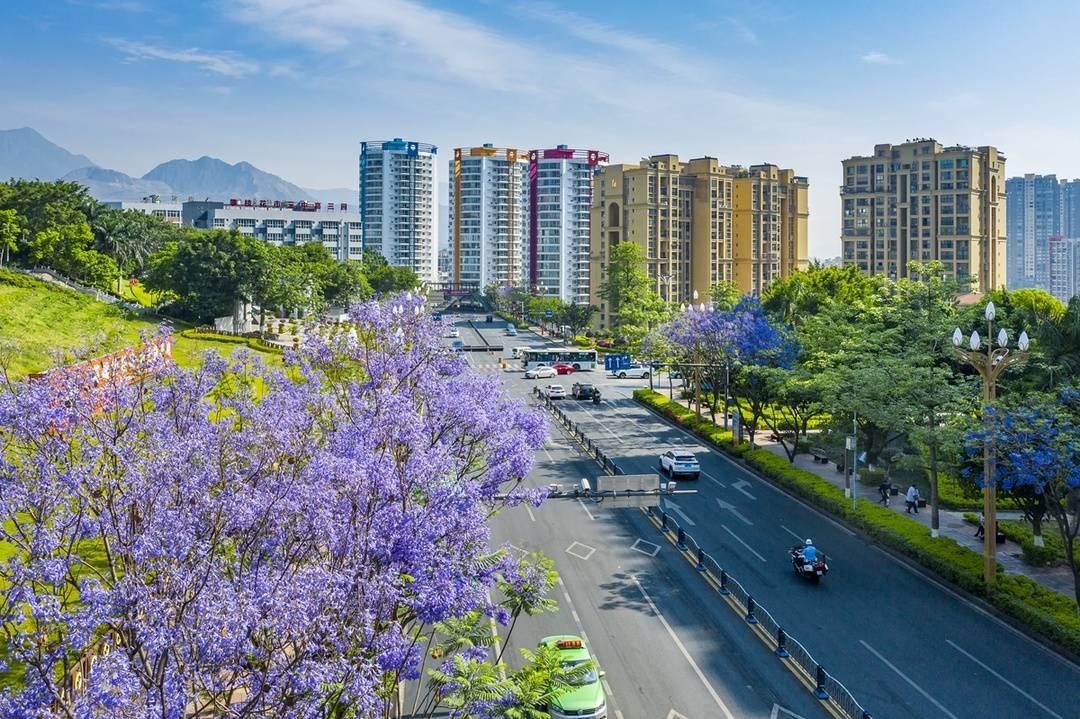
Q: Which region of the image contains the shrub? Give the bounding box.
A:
[859,468,887,486]
[633,388,1080,656]
[180,329,284,355]
[1022,540,1059,567]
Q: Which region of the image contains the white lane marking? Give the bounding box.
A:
[615,712,625,719]
[715,498,753,526]
[860,640,959,719]
[542,445,555,463]
[575,405,622,441]
[576,498,596,521]
[722,524,766,563]
[571,609,580,623]
[485,589,506,679]
[630,575,736,719]
[662,498,696,526]
[602,678,613,697]
[731,479,757,500]
[771,704,808,719]
[526,506,536,522]
[631,538,661,557]
[781,525,803,543]
[945,639,1063,718]
[703,471,727,487]
[565,541,596,561]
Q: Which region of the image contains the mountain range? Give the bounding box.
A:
[0,127,354,205]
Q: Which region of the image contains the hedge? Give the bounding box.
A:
[493,311,528,329]
[635,388,1080,657]
[180,329,284,355]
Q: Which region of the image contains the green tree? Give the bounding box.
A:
[707,280,741,311]
[143,229,249,322]
[0,208,22,266]
[598,242,667,339]
[556,303,595,340]
[362,250,420,295]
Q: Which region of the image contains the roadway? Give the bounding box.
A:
[450,314,1080,719]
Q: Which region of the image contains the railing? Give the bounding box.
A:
[532,388,623,475]
[650,507,873,719]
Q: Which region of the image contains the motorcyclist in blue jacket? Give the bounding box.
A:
[800,539,818,564]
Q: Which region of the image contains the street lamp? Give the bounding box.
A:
[951,301,1030,586]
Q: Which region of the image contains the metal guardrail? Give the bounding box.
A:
[650,506,873,719]
[530,386,871,718]
[533,387,623,477]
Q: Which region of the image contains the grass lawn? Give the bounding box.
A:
[0,268,280,378]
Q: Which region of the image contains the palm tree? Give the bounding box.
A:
[494,555,558,663]
[424,655,511,718]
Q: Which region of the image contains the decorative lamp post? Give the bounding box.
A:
[951,301,1029,586]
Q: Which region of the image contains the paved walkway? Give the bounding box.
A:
[661,393,1077,598]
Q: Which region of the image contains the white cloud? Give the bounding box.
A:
[861,51,901,66]
[105,38,258,77]
[208,85,234,96]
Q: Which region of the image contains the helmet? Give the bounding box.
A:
[805,539,814,546]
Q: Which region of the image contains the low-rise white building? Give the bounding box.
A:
[106,195,183,225]
[182,199,362,262]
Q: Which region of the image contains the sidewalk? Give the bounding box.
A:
[663,393,1077,598]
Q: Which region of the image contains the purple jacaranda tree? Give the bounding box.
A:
[0,292,550,718]
[656,297,796,429]
[965,389,1080,609]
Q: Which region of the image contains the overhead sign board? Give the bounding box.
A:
[597,473,661,508]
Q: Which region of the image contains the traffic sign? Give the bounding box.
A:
[544,309,554,317]
[603,353,632,371]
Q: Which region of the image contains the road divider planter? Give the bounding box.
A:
[634,388,1080,659]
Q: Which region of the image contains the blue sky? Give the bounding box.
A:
[2,0,1080,257]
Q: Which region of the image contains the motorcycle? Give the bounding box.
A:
[592,392,602,405]
[790,546,829,583]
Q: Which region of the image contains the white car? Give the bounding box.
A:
[525,366,557,379]
[506,326,518,336]
[658,450,700,480]
[447,328,460,338]
[546,384,567,399]
[610,363,651,379]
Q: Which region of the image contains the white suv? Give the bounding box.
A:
[610,364,650,379]
[658,450,700,480]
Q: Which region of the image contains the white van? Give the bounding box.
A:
[511,346,533,359]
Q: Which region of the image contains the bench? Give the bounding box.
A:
[810,447,829,464]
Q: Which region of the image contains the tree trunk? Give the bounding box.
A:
[928,414,940,538]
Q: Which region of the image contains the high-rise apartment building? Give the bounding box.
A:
[1006,174,1060,290]
[359,138,438,282]
[840,139,1006,292]
[1049,236,1080,303]
[590,155,808,330]
[448,145,529,289]
[529,146,608,304]
[1063,180,1080,238]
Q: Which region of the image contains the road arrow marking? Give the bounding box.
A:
[663,499,696,526]
[666,711,689,719]
[716,498,753,525]
[732,479,757,500]
[771,704,808,719]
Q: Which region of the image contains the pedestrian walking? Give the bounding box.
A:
[975,512,985,538]
[905,484,920,514]
[878,479,891,505]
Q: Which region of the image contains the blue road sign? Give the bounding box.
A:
[604,353,632,371]
[544,309,554,317]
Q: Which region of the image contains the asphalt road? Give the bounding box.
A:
[448,314,1080,719]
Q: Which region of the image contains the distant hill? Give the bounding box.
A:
[143,156,314,201]
[1,127,353,205]
[0,127,97,180]
[62,166,176,202]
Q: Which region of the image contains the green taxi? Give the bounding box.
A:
[538,635,607,719]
